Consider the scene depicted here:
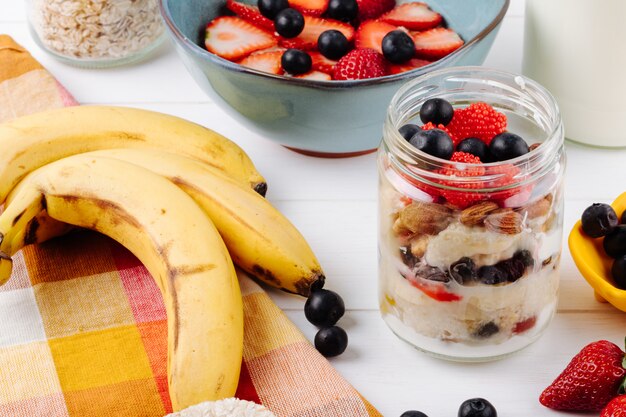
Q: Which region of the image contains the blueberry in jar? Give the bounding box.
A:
[399,124,421,141]
[326,0,358,21]
[514,250,535,268]
[382,30,415,64]
[612,256,626,290]
[281,49,312,74]
[456,137,490,162]
[603,225,626,258]
[304,289,345,326]
[477,265,507,285]
[489,132,530,161]
[581,203,619,238]
[317,30,350,60]
[473,322,499,339]
[400,411,429,417]
[408,129,454,160]
[314,326,348,357]
[258,0,289,19]
[420,98,454,125]
[458,398,497,417]
[275,8,305,38]
[450,257,476,285]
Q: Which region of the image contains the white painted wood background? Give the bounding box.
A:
[3,1,626,416]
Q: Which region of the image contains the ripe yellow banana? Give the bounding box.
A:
[8,149,325,296]
[0,105,267,203]
[0,155,243,411]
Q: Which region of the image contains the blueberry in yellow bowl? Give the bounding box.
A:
[160,0,509,157]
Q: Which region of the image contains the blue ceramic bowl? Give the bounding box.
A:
[160,0,509,156]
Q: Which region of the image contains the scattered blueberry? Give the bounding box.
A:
[622,210,626,224]
[382,30,416,64]
[612,256,626,290]
[326,0,358,21]
[274,8,305,38]
[456,137,490,162]
[400,411,429,417]
[489,132,530,161]
[399,124,421,141]
[603,225,626,258]
[513,250,535,268]
[281,49,312,74]
[258,0,289,19]
[477,265,507,285]
[408,129,454,160]
[305,289,345,327]
[315,326,348,357]
[581,203,619,238]
[473,322,500,338]
[458,398,497,417]
[450,257,476,285]
[317,30,350,60]
[420,98,454,125]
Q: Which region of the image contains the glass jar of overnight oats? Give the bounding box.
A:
[378,67,566,362]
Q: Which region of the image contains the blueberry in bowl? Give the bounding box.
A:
[159,0,509,156]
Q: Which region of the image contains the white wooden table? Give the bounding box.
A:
[3,1,626,416]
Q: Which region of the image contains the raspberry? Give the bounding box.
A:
[486,164,534,207]
[446,102,507,145]
[422,122,457,144]
[450,151,481,164]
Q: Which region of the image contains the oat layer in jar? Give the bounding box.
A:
[26,0,165,67]
[378,67,566,362]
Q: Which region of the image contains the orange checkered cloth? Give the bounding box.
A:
[0,35,382,417]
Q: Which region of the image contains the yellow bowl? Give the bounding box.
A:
[569,192,626,311]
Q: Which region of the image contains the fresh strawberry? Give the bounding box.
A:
[437,155,486,209]
[356,0,395,20]
[332,48,387,80]
[601,395,626,417]
[205,17,277,60]
[380,2,442,30]
[413,27,464,59]
[404,271,462,302]
[450,151,481,164]
[446,102,507,145]
[310,51,338,73]
[540,340,626,411]
[421,122,457,144]
[279,16,354,50]
[355,20,400,55]
[226,0,275,32]
[238,49,284,74]
[289,0,329,16]
[294,70,332,80]
[388,58,431,75]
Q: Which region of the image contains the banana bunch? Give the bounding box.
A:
[0,106,327,411]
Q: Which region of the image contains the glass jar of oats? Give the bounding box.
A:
[26,0,166,67]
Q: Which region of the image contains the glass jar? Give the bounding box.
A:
[26,0,166,68]
[378,67,566,362]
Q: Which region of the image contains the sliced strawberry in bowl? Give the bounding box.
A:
[226,0,275,32]
[310,51,338,73]
[279,16,355,50]
[356,0,395,20]
[332,48,387,80]
[380,2,443,31]
[413,27,464,60]
[294,70,332,80]
[289,0,330,16]
[388,58,432,75]
[205,16,277,61]
[355,20,400,55]
[238,48,284,74]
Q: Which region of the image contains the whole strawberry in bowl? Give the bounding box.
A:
[159,0,509,156]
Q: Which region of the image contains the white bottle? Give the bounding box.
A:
[523,0,626,147]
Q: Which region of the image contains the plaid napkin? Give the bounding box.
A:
[0,35,382,417]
